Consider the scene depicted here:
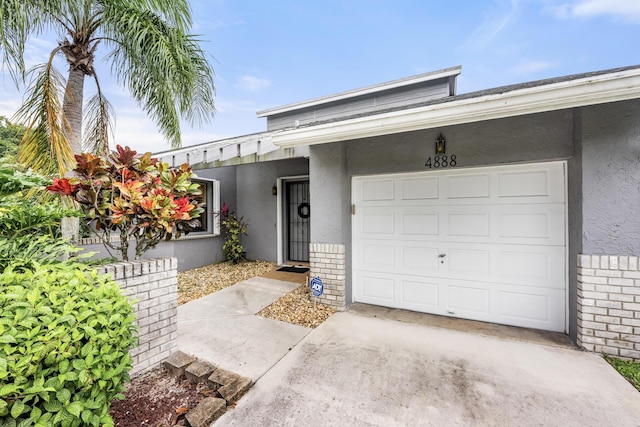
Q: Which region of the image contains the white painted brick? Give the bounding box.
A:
[581,291,608,300]
[607,278,635,287]
[594,330,620,339]
[581,276,609,285]
[621,318,640,327]
[595,300,622,310]
[594,345,619,356]
[594,315,621,324]
[608,294,635,303]
[619,256,629,271]
[609,324,634,334]
[578,254,591,268]
[579,335,606,345]
[590,256,601,269]
[620,349,640,359]
[609,308,633,319]
[578,313,594,322]
[595,270,622,278]
[581,321,607,331]
[630,257,639,271]
[609,340,635,350]
[622,271,640,279]
[622,302,640,311]
[580,305,608,315]
[609,256,619,270]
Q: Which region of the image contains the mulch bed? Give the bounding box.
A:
[110,367,209,426]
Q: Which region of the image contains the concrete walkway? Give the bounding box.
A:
[177,277,640,426]
[177,276,311,381]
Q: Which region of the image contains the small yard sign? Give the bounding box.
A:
[310,277,324,297]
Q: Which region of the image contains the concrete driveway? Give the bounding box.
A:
[177,276,640,426]
[214,307,640,426]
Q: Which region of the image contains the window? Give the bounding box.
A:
[189,178,220,236]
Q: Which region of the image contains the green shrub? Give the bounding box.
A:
[0,262,137,426]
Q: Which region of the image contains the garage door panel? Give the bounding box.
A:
[496,285,565,332]
[400,280,440,311]
[361,179,395,201]
[352,161,567,332]
[360,243,395,272]
[360,211,395,235]
[401,177,438,200]
[497,165,565,203]
[401,212,439,235]
[447,248,491,276]
[447,285,491,314]
[354,272,397,307]
[447,212,490,236]
[496,204,565,244]
[497,246,565,289]
[400,246,440,274]
[445,173,490,199]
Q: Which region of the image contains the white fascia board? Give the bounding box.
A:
[257,66,462,118]
[272,68,640,148]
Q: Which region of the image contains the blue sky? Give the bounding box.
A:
[1,0,639,154]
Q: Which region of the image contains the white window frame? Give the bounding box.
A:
[189,178,220,236]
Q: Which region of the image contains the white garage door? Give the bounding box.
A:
[352,162,566,332]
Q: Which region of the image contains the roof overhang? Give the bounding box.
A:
[271,67,640,148]
[154,132,309,169]
[257,66,462,118]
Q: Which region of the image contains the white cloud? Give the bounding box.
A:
[236,75,271,92]
[552,0,640,23]
[465,0,522,49]
[510,60,555,75]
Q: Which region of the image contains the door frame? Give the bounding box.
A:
[276,175,310,265]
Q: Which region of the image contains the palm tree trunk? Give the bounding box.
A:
[60,67,85,243]
[63,67,85,155]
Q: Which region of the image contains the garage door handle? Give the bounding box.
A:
[438,254,446,258]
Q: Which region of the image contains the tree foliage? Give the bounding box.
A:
[0,0,216,176]
[48,145,204,261]
[0,116,25,159]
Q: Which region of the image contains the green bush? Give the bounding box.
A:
[0,262,137,426]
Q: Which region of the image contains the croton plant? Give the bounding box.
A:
[48,145,203,261]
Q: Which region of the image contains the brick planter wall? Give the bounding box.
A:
[577,254,640,360]
[309,243,346,311]
[97,258,178,376]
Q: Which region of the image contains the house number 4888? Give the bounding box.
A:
[425,154,457,169]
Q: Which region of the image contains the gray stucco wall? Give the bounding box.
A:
[310,108,579,330]
[236,158,309,262]
[309,143,352,302]
[581,99,640,255]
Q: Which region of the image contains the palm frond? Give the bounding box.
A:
[0,0,68,83]
[100,0,192,32]
[102,4,215,149]
[15,61,74,176]
[83,73,114,156]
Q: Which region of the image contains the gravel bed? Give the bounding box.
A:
[257,284,335,328]
[178,260,335,328]
[177,260,277,305]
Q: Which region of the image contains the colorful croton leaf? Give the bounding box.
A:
[48,145,204,261]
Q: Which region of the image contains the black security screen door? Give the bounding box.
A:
[286,181,310,262]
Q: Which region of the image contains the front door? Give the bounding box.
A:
[286,180,310,262]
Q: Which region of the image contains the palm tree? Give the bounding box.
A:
[0,0,215,176]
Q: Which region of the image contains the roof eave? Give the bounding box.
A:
[256,66,462,118]
[272,67,640,148]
